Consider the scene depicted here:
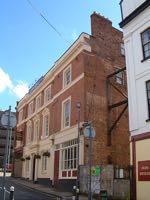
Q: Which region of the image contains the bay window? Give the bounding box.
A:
[61,139,78,172]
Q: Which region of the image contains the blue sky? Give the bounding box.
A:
[0,0,121,111]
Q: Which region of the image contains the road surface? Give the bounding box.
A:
[0,175,55,200]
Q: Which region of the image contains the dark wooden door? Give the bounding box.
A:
[54,150,60,186]
[32,156,36,182]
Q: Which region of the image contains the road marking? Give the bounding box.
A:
[0,186,10,194]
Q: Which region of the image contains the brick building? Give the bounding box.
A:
[15,12,129,195]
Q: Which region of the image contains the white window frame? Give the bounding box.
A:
[60,139,78,178]
[63,65,72,88]
[61,144,78,170]
[42,108,49,139]
[26,121,32,144]
[44,85,51,104]
[62,97,71,129]
[28,101,34,116]
[141,28,150,60]
[35,94,41,110]
[33,118,40,141]
[114,167,124,179]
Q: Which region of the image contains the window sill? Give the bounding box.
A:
[61,126,70,132]
[141,56,150,63]
[63,82,71,89]
[41,170,47,174]
[44,99,52,105]
[41,135,49,140]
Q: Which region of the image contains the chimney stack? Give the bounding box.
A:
[91,12,112,38]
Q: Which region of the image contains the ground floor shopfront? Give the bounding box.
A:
[21,126,84,190]
[131,132,150,200]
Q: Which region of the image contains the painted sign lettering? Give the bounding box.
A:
[138,160,150,181]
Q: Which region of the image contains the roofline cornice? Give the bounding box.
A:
[119,0,150,28]
[17,33,91,110]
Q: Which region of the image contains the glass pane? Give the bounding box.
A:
[65,116,69,127]
[116,71,123,85]
[65,161,68,169]
[147,82,150,90]
[115,168,119,178]
[145,50,150,58]
[148,91,150,99]
[65,69,71,85]
[142,29,150,45]
[47,89,51,100]
[119,169,124,178]
[65,149,67,160]
[74,146,77,159]
[71,147,73,159]
[70,159,73,169]
[66,101,70,113]
[74,159,77,168]
[66,70,70,84]
[64,100,70,127]
[144,44,149,51]
[68,160,71,169]
[61,150,64,169]
[142,32,149,45]
[148,100,150,107]
[68,148,70,160]
[148,29,150,40]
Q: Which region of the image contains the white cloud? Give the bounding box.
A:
[0,68,13,92]
[0,67,29,98]
[12,82,29,98]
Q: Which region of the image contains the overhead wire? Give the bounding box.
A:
[26,0,97,56]
[26,0,71,45]
[26,1,98,119]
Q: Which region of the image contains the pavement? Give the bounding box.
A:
[9,177,89,200]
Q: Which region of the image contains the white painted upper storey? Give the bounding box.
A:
[121,3,150,136]
[121,0,146,19]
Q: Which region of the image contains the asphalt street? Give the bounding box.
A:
[0,176,55,200]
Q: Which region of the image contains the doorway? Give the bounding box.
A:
[54,150,59,186]
[32,155,36,182]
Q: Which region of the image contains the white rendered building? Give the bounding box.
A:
[120,0,150,199]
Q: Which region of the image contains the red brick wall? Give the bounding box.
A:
[90,12,124,67]
[51,78,85,134]
[83,12,129,168]
[18,54,85,138]
[52,55,84,97]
